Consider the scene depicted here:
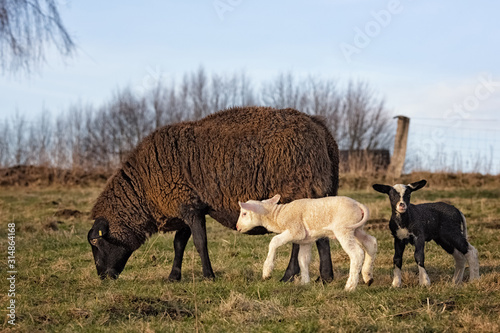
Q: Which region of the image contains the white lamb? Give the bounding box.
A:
[236,195,377,291]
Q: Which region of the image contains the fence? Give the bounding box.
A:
[403,118,500,175]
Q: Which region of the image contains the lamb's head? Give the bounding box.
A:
[372,180,427,214]
[236,194,281,233]
[88,218,133,280]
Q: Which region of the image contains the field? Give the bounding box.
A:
[1,175,500,332]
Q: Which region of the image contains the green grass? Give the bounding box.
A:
[1,185,499,332]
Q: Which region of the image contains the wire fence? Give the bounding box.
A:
[404,118,500,174]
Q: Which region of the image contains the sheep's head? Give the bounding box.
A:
[372,180,427,214]
[88,217,133,280]
[236,194,281,233]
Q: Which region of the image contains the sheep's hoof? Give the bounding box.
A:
[167,269,182,282]
[280,273,298,282]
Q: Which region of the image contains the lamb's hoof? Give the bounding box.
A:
[344,285,356,292]
[366,278,374,286]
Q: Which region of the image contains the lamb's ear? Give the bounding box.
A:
[239,202,267,215]
[372,184,391,194]
[408,179,427,192]
[262,194,280,205]
[88,217,109,240]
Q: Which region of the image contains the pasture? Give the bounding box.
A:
[1,175,499,332]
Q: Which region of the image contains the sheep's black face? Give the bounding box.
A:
[88,218,133,280]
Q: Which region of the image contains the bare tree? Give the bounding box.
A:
[0,119,11,166]
[261,72,306,109]
[10,112,28,165]
[301,76,341,134]
[0,0,74,73]
[339,80,392,151]
[26,110,52,165]
[189,67,211,119]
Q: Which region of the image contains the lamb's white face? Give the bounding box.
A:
[236,195,281,233]
[236,206,258,233]
[393,184,410,213]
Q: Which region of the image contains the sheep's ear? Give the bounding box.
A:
[262,194,280,205]
[240,202,267,215]
[372,184,391,194]
[88,217,109,240]
[408,179,427,192]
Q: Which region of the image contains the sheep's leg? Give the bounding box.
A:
[452,249,466,284]
[281,244,299,282]
[263,230,293,280]
[184,211,215,280]
[465,244,480,281]
[281,238,333,283]
[392,238,406,287]
[414,237,430,286]
[298,243,312,284]
[316,238,334,283]
[354,228,377,286]
[168,227,191,281]
[336,231,364,291]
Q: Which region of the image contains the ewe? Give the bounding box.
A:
[237,195,377,291]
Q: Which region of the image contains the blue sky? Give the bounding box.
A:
[1,0,499,171]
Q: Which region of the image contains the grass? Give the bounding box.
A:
[1,181,499,332]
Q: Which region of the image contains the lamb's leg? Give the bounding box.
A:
[168,227,191,281]
[336,232,364,291]
[393,238,406,287]
[263,230,294,280]
[465,244,480,281]
[452,249,466,284]
[414,237,430,286]
[298,243,312,284]
[354,228,377,286]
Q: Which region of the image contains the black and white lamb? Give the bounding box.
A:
[372,179,479,287]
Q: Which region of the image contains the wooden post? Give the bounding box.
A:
[389,116,410,178]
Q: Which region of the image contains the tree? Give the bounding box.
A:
[339,80,392,151]
[0,0,74,74]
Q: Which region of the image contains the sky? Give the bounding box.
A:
[1,0,499,172]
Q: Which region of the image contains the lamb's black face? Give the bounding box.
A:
[372,180,427,214]
[88,218,133,280]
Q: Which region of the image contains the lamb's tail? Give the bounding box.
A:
[347,203,370,229]
[460,211,468,240]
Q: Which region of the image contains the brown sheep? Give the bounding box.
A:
[88,106,339,281]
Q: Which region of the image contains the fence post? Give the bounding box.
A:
[389,115,410,178]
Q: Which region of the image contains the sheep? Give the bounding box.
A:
[88,106,340,281]
[236,194,377,291]
[372,179,480,287]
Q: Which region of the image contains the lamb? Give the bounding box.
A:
[88,106,340,282]
[236,194,377,291]
[372,179,480,287]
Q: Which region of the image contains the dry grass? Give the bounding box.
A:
[0,176,499,332]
